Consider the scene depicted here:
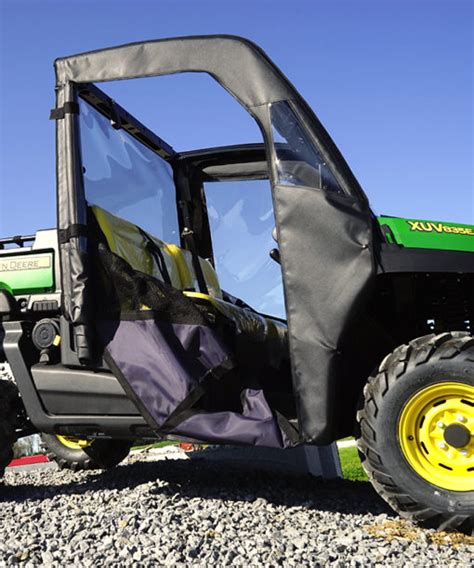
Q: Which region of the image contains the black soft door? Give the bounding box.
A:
[269,101,374,444]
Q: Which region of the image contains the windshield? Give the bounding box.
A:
[78,98,180,244]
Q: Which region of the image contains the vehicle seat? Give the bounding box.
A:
[91,205,222,297]
[90,205,288,367]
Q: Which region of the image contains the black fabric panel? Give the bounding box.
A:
[273,185,374,443]
[54,36,294,109]
[58,224,88,244]
[94,243,295,448]
[100,318,233,430]
[158,357,234,434]
[55,83,94,363]
[172,388,291,448]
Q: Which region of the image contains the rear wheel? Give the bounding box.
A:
[0,379,20,480]
[357,332,474,533]
[42,434,132,471]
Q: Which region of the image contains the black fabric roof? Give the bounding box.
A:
[55,35,296,109]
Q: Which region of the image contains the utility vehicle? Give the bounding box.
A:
[0,36,472,532]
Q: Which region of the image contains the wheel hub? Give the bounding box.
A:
[398,382,474,492]
[56,435,93,450]
[443,423,471,449]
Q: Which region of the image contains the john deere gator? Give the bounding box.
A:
[0,35,472,532]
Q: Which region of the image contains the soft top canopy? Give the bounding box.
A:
[54,35,296,109]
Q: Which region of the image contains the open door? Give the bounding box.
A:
[267,101,374,442]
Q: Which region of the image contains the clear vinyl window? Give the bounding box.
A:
[78,98,180,244]
[204,179,286,319]
[270,101,345,195]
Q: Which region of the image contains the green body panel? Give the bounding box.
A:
[0,251,55,294]
[378,216,474,253]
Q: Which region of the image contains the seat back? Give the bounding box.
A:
[91,205,222,297]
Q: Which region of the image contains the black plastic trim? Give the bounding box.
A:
[0,235,35,249]
[31,364,139,416]
[2,321,150,437]
[378,245,474,274]
[78,83,175,159]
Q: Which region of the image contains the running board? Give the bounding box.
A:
[2,321,152,438]
[31,364,139,416]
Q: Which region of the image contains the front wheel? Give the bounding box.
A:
[42,434,132,472]
[357,332,474,533]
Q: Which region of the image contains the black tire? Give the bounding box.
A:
[42,434,132,472]
[0,380,20,480]
[356,332,474,534]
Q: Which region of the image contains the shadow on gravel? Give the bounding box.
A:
[1,457,395,518]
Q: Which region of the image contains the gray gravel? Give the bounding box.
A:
[0,452,472,566]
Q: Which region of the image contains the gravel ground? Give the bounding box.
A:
[0,451,472,567]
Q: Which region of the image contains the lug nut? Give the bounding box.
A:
[438,442,448,450]
[457,415,466,423]
[437,421,445,429]
[460,449,468,456]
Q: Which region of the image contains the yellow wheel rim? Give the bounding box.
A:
[398,382,474,491]
[56,435,93,450]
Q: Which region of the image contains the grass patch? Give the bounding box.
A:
[132,441,178,451]
[339,445,368,481]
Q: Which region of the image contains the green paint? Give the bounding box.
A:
[378,216,474,253]
[0,283,13,294]
[0,251,55,294]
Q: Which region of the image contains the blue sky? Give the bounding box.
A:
[0,0,472,237]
